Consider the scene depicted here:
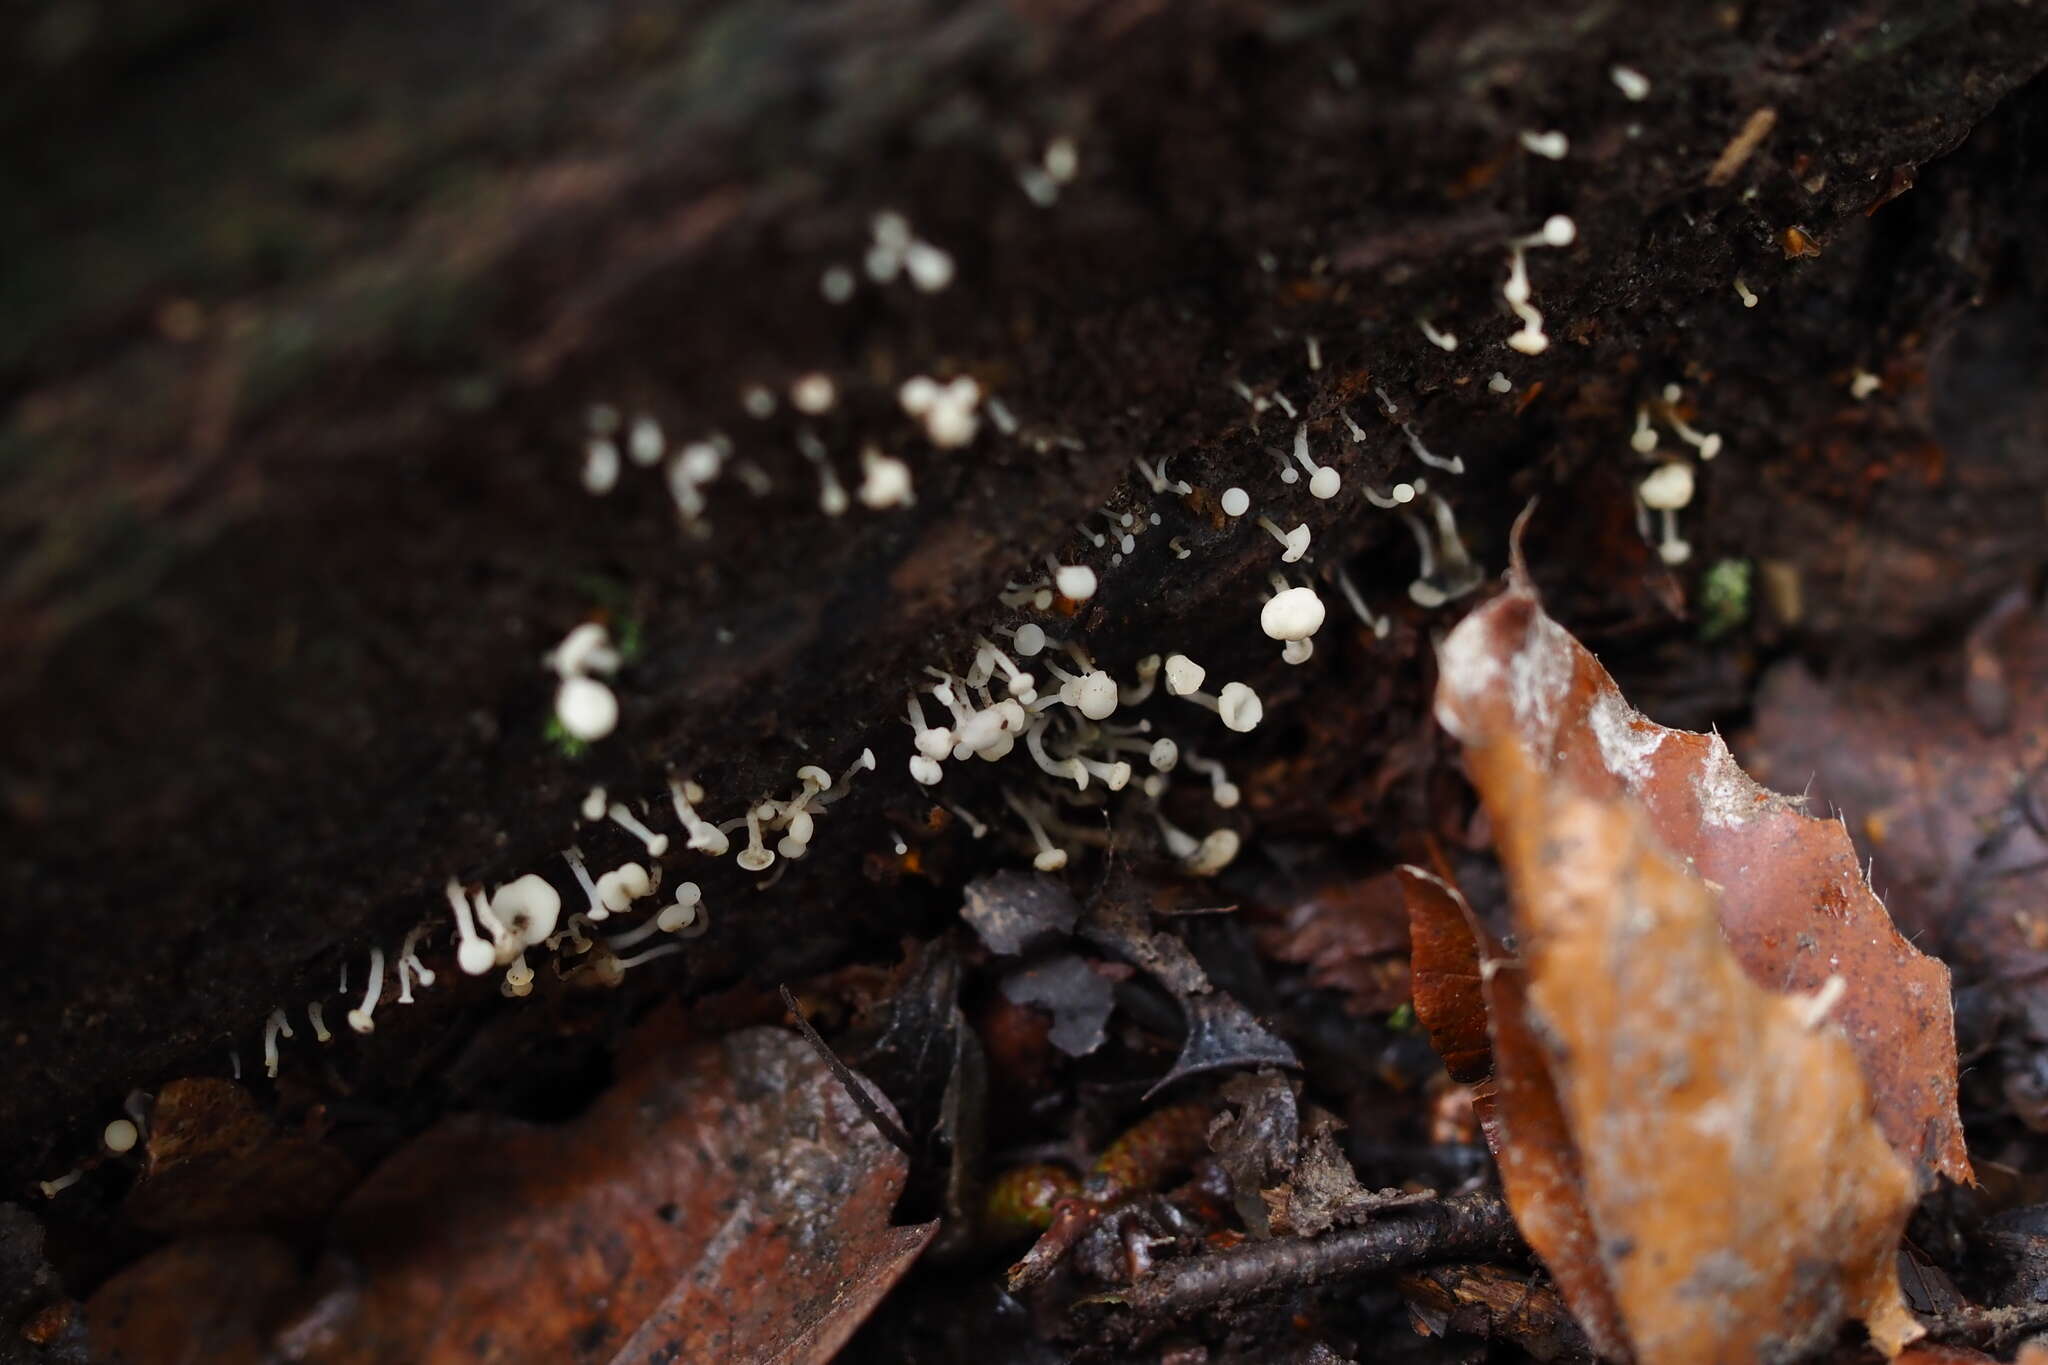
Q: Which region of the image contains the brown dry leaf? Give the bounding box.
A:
[86,1014,932,1365]
[1399,1262,1591,1362]
[1403,863,1628,1360]
[1400,866,1493,1085]
[1434,565,1970,1188]
[1471,738,1923,1362]
[1256,871,1414,1015]
[1741,597,2048,990]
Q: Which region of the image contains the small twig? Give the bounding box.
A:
[780,983,916,1157]
[1085,1188,1518,1316]
[1922,1300,2048,1348]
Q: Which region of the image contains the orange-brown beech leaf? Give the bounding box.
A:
[1400,866,1495,1086]
[86,1013,932,1365]
[1473,738,1924,1363]
[301,1017,931,1365]
[1401,863,1629,1361]
[1434,567,1970,1189]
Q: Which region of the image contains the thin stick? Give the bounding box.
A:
[780,984,916,1157]
[1088,1188,1518,1316]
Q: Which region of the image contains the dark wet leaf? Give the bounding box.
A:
[1001,954,1116,1058]
[1081,878,1210,998]
[1261,1110,1420,1239]
[1148,990,1298,1098]
[962,870,1082,956]
[85,1012,931,1365]
[1207,1071,1299,1236]
[1255,871,1413,1016]
[1399,1262,1591,1362]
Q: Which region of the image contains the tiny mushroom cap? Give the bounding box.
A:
[1053,564,1098,601]
[1532,214,1576,248]
[790,372,837,414]
[1217,681,1263,732]
[502,952,535,998]
[1220,486,1251,517]
[1148,737,1180,771]
[1071,671,1119,721]
[858,447,916,508]
[1260,586,1326,641]
[555,677,619,741]
[1163,654,1207,697]
[910,754,945,785]
[903,241,956,292]
[656,883,703,933]
[1638,461,1695,510]
[104,1119,139,1154]
[628,415,665,466]
[492,874,563,957]
[547,622,621,678]
[1010,623,1047,656]
[1185,829,1242,876]
[595,862,654,914]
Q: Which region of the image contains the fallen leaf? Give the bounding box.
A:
[86,1015,932,1365]
[1001,954,1116,1058]
[1147,989,1299,1098]
[1399,1262,1590,1362]
[1256,871,1414,1015]
[1404,862,1627,1359]
[1741,597,2048,996]
[961,870,1083,956]
[1400,866,1493,1085]
[1440,713,1925,1361]
[1434,564,1970,1188]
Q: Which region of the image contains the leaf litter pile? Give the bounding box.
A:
[62,568,2048,1364]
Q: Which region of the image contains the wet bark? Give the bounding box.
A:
[4,0,2048,1295]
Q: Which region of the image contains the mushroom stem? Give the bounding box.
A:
[263,1009,294,1079]
[1183,752,1242,808]
[1255,516,1311,563]
[347,947,385,1034]
[1003,790,1069,872]
[1026,715,1089,789]
[446,878,496,974]
[736,803,776,872]
[607,803,670,858]
[1335,565,1392,639]
[667,780,731,855]
[1289,424,1341,499]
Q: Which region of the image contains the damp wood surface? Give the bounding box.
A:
[5,0,2048,1339]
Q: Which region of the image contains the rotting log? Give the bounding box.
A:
[4,0,2048,1271]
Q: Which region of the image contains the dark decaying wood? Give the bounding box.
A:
[5,0,2048,1306]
